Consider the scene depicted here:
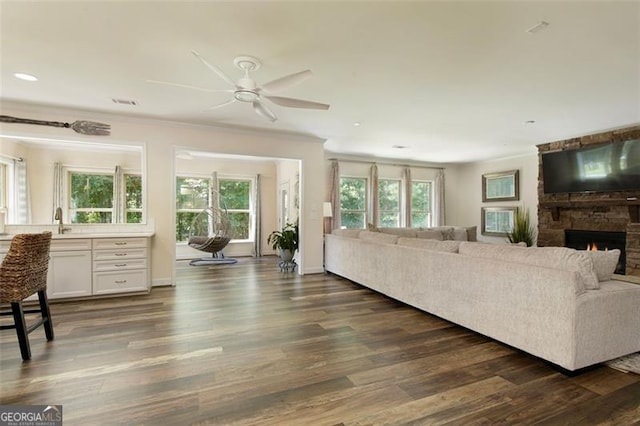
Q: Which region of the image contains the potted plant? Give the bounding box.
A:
[507,206,537,247]
[267,221,299,262]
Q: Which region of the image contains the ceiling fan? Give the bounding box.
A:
[148,51,330,122]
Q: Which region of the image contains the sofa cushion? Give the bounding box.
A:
[379,227,419,238]
[398,238,461,253]
[359,230,399,245]
[585,249,621,281]
[427,226,455,240]
[458,242,599,290]
[416,230,444,240]
[465,226,478,242]
[331,228,362,238]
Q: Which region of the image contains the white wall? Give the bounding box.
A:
[446,152,539,244]
[1,100,327,284]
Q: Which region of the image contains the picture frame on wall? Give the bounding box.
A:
[482,169,519,202]
[481,207,517,236]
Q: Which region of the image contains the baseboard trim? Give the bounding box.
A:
[152,277,173,287]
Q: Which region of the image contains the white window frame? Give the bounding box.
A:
[217,174,256,243]
[378,178,402,227]
[65,166,142,224]
[410,180,434,228]
[175,174,211,243]
[66,167,115,223]
[124,173,143,223]
[339,176,368,229]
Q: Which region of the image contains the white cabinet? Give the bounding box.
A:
[1,235,151,300]
[48,251,93,298]
[92,237,149,295]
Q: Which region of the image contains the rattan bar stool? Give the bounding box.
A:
[0,232,54,361]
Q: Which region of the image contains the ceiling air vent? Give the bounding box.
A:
[112,98,138,106]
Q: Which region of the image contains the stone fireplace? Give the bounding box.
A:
[537,126,640,277]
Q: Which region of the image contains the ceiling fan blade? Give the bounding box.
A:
[261,70,313,93]
[265,95,330,110]
[207,98,237,110]
[146,80,232,93]
[253,101,277,122]
[191,50,237,88]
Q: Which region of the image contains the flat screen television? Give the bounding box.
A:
[542,138,640,194]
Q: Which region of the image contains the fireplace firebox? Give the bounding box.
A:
[564,230,626,275]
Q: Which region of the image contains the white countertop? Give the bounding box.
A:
[0,232,154,241]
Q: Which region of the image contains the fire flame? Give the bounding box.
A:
[586,243,608,251]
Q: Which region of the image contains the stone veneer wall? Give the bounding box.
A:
[537,126,640,277]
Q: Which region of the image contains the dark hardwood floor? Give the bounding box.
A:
[1,257,639,425]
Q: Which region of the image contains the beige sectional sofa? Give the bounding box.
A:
[325,228,640,371]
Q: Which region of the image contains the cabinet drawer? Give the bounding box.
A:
[92,247,147,261]
[92,238,147,250]
[93,257,148,272]
[93,270,148,295]
[51,239,92,252]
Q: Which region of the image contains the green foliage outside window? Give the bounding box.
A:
[340,177,367,228]
[125,174,143,223]
[70,173,113,223]
[175,177,210,242]
[219,179,251,240]
[411,181,432,227]
[378,179,400,227]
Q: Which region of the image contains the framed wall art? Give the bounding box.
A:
[482,169,519,202]
[481,206,516,236]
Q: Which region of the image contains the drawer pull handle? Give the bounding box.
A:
[115,263,127,267]
[115,253,127,256]
[115,242,127,246]
[115,280,127,284]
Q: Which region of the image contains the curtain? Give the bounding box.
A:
[14,159,31,224]
[52,162,64,222]
[403,167,412,227]
[211,171,219,237]
[254,174,262,257]
[113,165,124,223]
[434,169,445,226]
[329,160,340,230]
[369,164,379,226]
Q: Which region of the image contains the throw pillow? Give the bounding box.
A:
[428,226,455,240]
[398,238,460,253]
[359,230,399,245]
[416,230,444,240]
[458,242,599,291]
[585,249,621,281]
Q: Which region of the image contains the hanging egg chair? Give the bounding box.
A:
[187,194,238,266]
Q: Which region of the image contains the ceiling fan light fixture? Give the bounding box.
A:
[234,90,259,103]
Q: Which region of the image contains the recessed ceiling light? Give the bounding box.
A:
[353,122,361,127]
[392,145,409,149]
[526,21,549,34]
[13,72,38,82]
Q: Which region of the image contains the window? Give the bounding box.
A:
[125,174,143,223]
[219,178,252,240]
[411,181,432,227]
[378,179,401,227]
[67,169,142,224]
[175,177,210,242]
[340,177,367,228]
[69,172,114,223]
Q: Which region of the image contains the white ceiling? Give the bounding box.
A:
[1,1,638,164]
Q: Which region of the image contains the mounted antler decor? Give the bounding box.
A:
[0,115,111,136]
